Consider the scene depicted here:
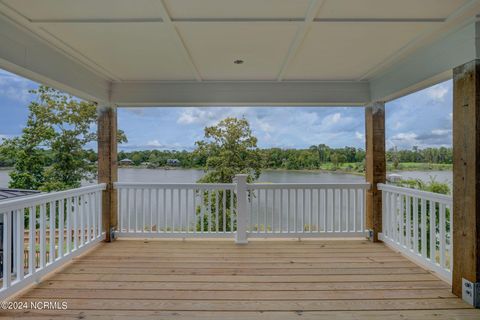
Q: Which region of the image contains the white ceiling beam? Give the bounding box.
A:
[157,0,202,81]
[370,20,477,102]
[27,18,447,25]
[359,0,480,81]
[30,18,164,24]
[0,12,109,102]
[110,81,370,106]
[276,0,326,81]
[313,18,445,23]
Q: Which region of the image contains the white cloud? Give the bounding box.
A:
[256,119,274,133]
[122,140,193,151]
[355,131,364,140]
[146,139,163,147]
[390,132,420,149]
[125,108,145,116]
[390,128,452,149]
[391,132,419,145]
[426,83,449,102]
[320,112,354,128]
[391,121,402,130]
[177,108,205,124]
[431,129,451,136]
[324,112,341,124]
[0,72,35,103]
[177,108,238,125]
[331,113,341,123]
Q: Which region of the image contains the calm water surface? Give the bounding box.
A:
[0,168,452,188]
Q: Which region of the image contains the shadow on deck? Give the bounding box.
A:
[2,239,479,319]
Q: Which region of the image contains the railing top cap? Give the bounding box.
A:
[0,184,106,211]
[377,183,452,203]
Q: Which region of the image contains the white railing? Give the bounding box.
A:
[0,184,106,300]
[246,183,369,237]
[116,182,237,238]
[116,178,369,240]
[378,183,452,283]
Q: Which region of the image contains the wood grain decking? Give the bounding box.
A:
[1,239,479,319]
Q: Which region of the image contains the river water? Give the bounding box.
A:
[0,168,452,188]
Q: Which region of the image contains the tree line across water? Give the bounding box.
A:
[112,145,452,172]
[0,145,454,171]
[0,144,453,179]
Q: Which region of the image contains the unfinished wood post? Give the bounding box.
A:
[365,102,386,242]
[97,105,118,242]
[452,59,480,305]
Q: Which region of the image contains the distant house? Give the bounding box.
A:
[387,173,402,183]
[119,158,134,166]
[167,159,181,166]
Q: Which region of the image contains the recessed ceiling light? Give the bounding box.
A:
[234,59,244,65]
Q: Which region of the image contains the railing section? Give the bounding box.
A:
[246,183,369,237]
[0,184,106,299]
[378,183,452,283]
[116,183,237,237]
[116,180,369,239]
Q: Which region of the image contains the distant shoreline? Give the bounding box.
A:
[116,164,452,174]
[1,163,453,174]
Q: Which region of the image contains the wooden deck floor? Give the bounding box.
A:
[2,239,479,319]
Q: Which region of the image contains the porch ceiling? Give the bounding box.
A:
[0,0,479,105]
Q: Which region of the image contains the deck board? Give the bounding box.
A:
[1,239,478,319]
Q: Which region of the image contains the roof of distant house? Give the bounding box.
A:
[0,188,41,201]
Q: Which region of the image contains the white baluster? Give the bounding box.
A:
[3,212,12,289]
[29,206,36,274]
[15,209,24,281]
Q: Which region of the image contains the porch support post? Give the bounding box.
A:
[365,102,386,242]
[98,105,118,242]
[452,59,480,305]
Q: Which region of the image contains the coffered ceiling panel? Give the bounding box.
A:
[284,22,434,80]
[317,0,468,20]
[2,0,163,20]
[177,23,299,80]
[164,0,311,20]
[43,23,195,80]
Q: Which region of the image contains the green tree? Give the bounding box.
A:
[194,117,262,183]
[330,152,346,169]
[2,86,127,191]
[193,117,262,232]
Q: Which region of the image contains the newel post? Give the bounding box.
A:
[97,105,118,242]
[235,174,248,244]
[365,102,386,242]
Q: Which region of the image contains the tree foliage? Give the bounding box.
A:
[194,117,262,183]
[386,146,452,164]
[1,86,127,191]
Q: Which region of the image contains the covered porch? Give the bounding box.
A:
[1,0,480,318]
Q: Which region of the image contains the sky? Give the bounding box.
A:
[0,68,452,151]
